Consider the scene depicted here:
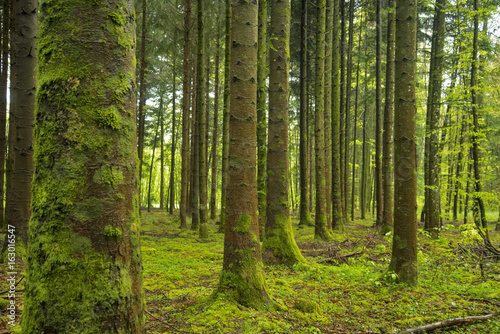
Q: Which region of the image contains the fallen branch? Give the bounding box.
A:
[402,312,500,333]
[145,309,194,333]
[0,276,24,295]
[319,251,364,264]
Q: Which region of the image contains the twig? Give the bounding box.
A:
[0,276,24,295]
[319,251,364,264]
[145,309,195,334]
[401,312,500,333]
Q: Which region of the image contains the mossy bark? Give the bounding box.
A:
[137,0,147,209]
[388,0,418,286]
[217,0,278,310]
[263,0,305,266]
[324,0,333,230]
[374,0,383,227]
[210,2,220,220]
[314,0,334,241]
[23,1,144,332]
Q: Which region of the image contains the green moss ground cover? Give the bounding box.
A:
[1,210,500,333]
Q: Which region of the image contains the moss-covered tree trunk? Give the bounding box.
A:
[257,0,268,239]
[331,0,343,229]
[219,0,231,233]
[374,0,383,228]
[137,0,147,208]
[299,0,312,228]
[263,0,306,266]
[5,0,36,245]
[339,0,346,219]
[0,0,9,228]
[382,0,396,233]
[23,1,144,331]
[388,0,418,286]
[424,0,446,236]
[217,0,278,310]
[314,0,334,241]
[470,0,487,231]
[210,0,220,220]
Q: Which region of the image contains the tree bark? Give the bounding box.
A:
[374,0,383,227]
[339,0,346,219]
[324,0,333,229]
[169,64,177,214]
[148,114,161,212]
[388,0,418,286]
[0,0,9,228]
[160,94,165,211]
[137,0,147,209]
[23,1,144,331]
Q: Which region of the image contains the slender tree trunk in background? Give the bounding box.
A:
[382,0,395,233]
[424,0,446,236]
[344,0,355,221]
[389,0,418,286]
[219,0,231,232]
[453,114,467,222]
[360,54,369,220]
[309,82,314,213]
[210,0,221,220]
[180,0,192,229]
[324,0,333,230]
[137,0,147,209]
[350,18,362,221]
[257,0,268,238]
[160,96,165,211]
[315,0,334,241]
[339,0,346,219]
[148,117,161,212]
[331,0,342,229]
[205,52,210,188]
[0,0,9,228]
[464,154,472,225]
[5,0,36,245]
[169,65,177,214]
[23,1,144,330]
[299,0,313,228]
[374,0,383,228]
[495,205,500,231]
[197,0,208,239]
[470,0,487,231]
[5,0,14,240]
[263,0,305,265]
[191,66,200,230]
[217,0,279,310]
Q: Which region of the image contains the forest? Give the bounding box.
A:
[0,0,500,333]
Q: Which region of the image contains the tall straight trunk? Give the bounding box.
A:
[331,0,342,229]
[424,0,446,236]
[219,0,231,232]
[350,17,362,221]
[5,0,37,245]
[382,0,396,232]
[464,153,472,225]
[470,0,486,231]
[257,0,268,238]
[344,0,355,221]
[180,0,192,229]
[217,0,279,310]
[453,114,467,222]
[299,0,313,227]
[169,65,177,214]
[309,69,314,213]
[197,0,208,238]
[339,0,346,219]
[263,0,305,265]
[23,1,144,330]
[360,53,369,220]
[148,116,161,212]
[191,66,200,230]
[160,96,165,211]
[315,0,334,241]
[374,0,383,227]
[324,0,333,229]
[0,0,9,227]
[210,0,221,220]
[137,0,147,208]
[389,0,418,286]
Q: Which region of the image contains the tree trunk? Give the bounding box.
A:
[315,0,334,241]
[360,53,369,220]
[180,0,192,229]
[374,0,383,227]
[148,115,161,212]
[23,1,144,331]
[382,0,396,233]
[5,0,36,245]
[160,95,165,211]
[191,65,200,230]
[257,0,268,239]
[299,0,313,228]
[388,0,418,286]
[137,0,147,209]
[339,0,346,219]
[470,0,487,231]
[0,0,9,228]
[210,0,221,220]
[217,0,279,310]
[331,0,343,229]
[324,0,333,229]
[263,0,306,266]
[169,64,177,214]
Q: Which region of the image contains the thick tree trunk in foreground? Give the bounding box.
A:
[314,0,334,241]
[23,1,144,331]
[388,0,418,286]
[137,0,147,208]
[180,0,192,229]
[217,0,279,310]
[5,0,37,245]
[263,0,305,266]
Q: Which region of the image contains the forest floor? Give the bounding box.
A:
[1,210,500,333]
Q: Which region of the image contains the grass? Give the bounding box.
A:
[1,210,499,333]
